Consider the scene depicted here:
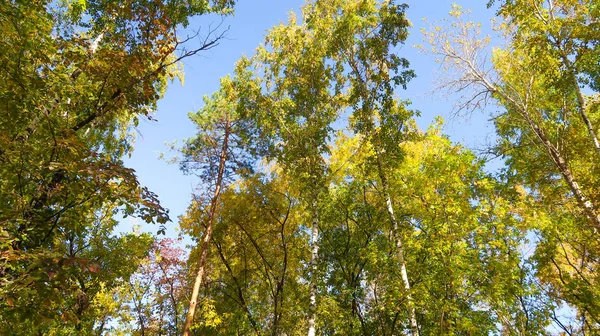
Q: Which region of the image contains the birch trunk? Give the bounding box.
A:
[471,70,600,232]
[571,78,600,156]
[376,152,420,336]
[489,84,600,232]
[527,119,600,231]
[182,121,230,336]
[307,198,320,336]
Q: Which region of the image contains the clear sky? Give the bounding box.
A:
[123,0,499,237]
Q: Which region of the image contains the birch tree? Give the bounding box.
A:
[311,0,419,333]
[247,7,345,334]
[422,2,600,331]
[423,2,600,231]
[319,123,541,335]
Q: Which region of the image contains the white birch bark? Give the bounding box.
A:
[376,151,419,336]
[307,198,320,336]
[547,11,600,157]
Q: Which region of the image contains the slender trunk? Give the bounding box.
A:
[271,201,290,336]
[571,79,600,155]
[129,282,146,336]
[527,119,600,231]
[484,81,600,231]
[182,122,230,336]
[307,198,320,336]
[158,299,165,336]
[376,152,420,336]
[97,319,106,336]
[214,239,262,335]
[499,81,600,231]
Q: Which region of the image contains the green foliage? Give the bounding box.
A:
[179,71,262,182]
[318,127,539,335]
[251,7,343,191]
[0,0,233,332]
[175,1,547,334]
[486,1,600,331]
[185,174,309,335]
[5,0,599,333]
[423,0,600,332]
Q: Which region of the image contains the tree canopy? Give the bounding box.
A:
[1,0,599,335]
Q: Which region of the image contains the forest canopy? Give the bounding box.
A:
[0,0,599,335]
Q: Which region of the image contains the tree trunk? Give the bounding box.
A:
[493,85,600,232]
[571,79,600,156]
[307,198,320,336]
[376,153,420,336]
[528,119,600,231]
[182,122,230,336]
[482,78,600,232]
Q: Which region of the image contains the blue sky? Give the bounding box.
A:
[124,0,499,237]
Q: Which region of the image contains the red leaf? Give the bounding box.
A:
[88,263,101,273]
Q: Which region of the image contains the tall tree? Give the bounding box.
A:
[180,173,308,335]
[422,1,600,331]
[322,124,543,335]
[310,0,418,332]
[178,68,260,335]
[249,8,344,334]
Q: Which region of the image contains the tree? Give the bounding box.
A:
[249,7,344,334]
[314,0,419,332]
[118,238,188,336]
[0,202,155,334]
[182,173,308,335]
[422,1,600,331]
[178,67,260,335]
[320,123,541,335]
[0,0,233,331]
